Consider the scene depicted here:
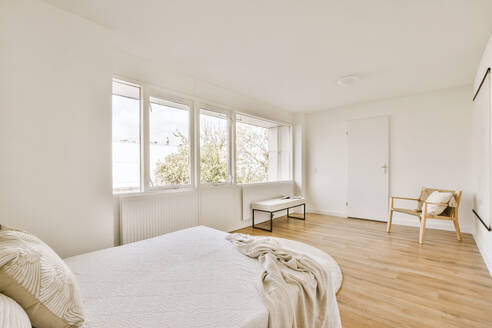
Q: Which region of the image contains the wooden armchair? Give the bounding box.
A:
[386,187,462,244]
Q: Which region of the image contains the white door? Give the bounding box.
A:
[347,116,389,221]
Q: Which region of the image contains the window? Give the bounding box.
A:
[111,78,293,193]
[200,109,229,183]
[112,80,141,192]
[236,113,291,184]
[149,97,191,187]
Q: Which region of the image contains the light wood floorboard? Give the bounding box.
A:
[235,213,492,328]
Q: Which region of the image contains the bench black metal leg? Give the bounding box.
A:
[252,209,273,232]
[287,204,306,221]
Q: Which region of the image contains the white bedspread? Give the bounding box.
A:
[64,226,341,328]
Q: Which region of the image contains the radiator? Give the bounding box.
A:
[120,190,199,244]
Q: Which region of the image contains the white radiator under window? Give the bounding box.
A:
[120,190,199,244]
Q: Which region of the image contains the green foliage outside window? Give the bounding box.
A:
[236,123,269,184]
[153,121,269,185]
[200,118,227,183]
[153,131,190,185]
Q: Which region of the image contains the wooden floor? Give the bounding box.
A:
[236,213,492,328]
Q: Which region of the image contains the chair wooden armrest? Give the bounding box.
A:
[390,196,420,210]
[391,196,419,201]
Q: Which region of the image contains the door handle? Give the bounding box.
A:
[381,164,388,174]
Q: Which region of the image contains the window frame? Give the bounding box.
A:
[111,78,144,194]
[111,77,294,195]
[197,104,233,186]
[235,112,293,185]
[145,89,195,191]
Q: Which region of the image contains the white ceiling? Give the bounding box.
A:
[45,0,492,112]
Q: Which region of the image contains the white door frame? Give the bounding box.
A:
[346,115,390,221]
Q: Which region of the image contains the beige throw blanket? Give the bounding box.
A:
[226,233,341,328]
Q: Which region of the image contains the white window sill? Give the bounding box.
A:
[113,187,195,199]
[238,180,294,188]
[113,180,295,198]
[199,182,240,190]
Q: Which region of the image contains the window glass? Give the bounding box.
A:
[149,98,190,186]
[236,114,291,183]
[200,109,229,183]
[112,80,141,191]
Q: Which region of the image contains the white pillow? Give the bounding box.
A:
[0,293,31,328]
[0,228,85,328]
[422,191,453,216]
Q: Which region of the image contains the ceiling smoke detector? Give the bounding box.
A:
[336,75,361,87]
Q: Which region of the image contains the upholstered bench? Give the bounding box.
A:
[251,196,306,232]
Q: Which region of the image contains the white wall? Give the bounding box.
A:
[199,185,243,232]
[0,0,114,257]
[199,182,295,233]
[473,35,492,275]
[305,86,473,233]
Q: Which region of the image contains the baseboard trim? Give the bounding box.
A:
[229,221,250,232]
[473,229,492,277]
[392,217,472,234]
[308,209,472,233]
[229,213,298,233]
[309,209,347,218]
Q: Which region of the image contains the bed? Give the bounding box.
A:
[64,226,342,328]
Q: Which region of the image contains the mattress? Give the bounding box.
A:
[251,197,305,212]
[64,226,341,328]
